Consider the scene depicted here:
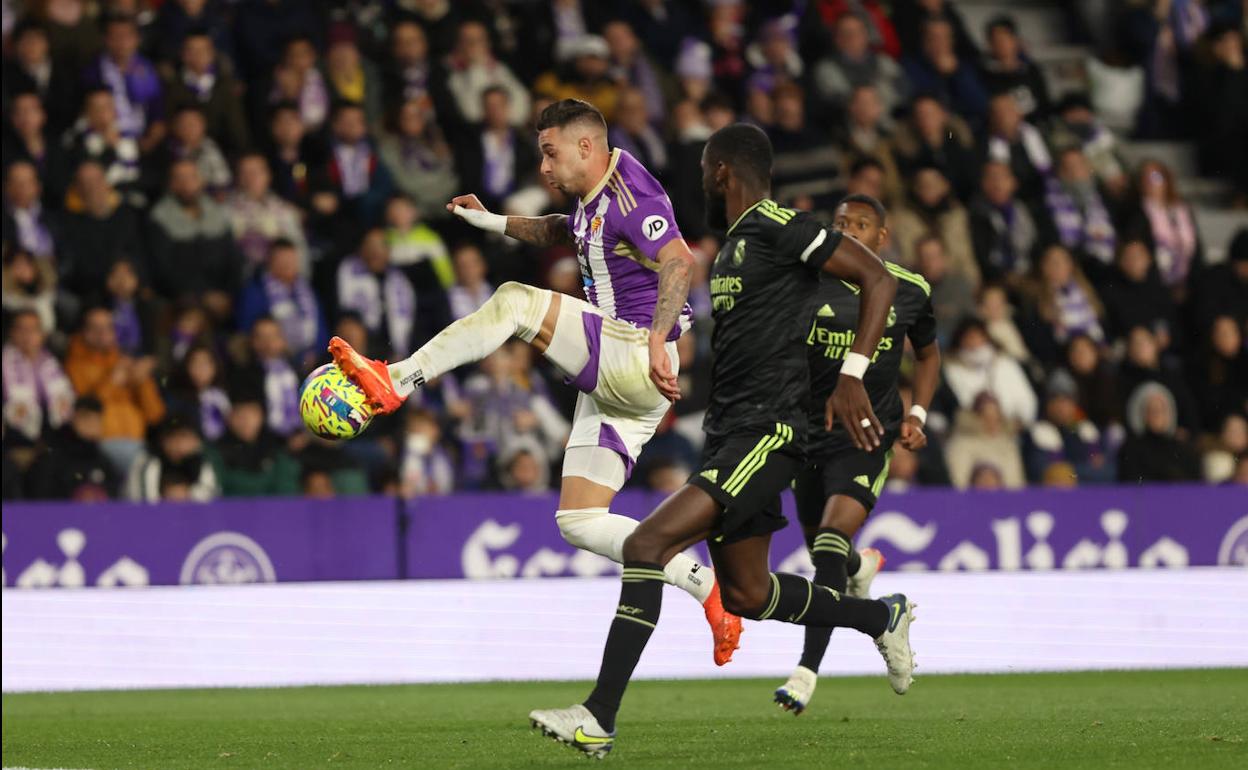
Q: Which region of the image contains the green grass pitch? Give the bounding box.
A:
[3,670,1245,769]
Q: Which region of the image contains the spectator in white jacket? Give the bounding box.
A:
[943,317,1038,427]
[944,391,1027,489]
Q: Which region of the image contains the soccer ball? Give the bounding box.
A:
[299,363,374,440]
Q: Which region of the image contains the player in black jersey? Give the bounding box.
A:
[774,194,942,715]
[530,125,917,758]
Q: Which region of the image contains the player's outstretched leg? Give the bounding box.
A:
[554,501,741,666]
[330,281,553,413]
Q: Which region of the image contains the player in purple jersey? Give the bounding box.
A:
[326,99,742,665]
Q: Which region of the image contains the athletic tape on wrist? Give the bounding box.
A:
[909,405,927,426]
[841,352,870,379]
[453,205,507,234]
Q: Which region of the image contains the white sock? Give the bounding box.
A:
[555,508,714,604]
[388,281,550,396]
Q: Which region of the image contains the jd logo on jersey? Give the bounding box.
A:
[642,215,669,240]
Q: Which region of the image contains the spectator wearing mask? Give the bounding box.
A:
[55,161,147,305]
[1043,147,1117,279]
[164,343,230,443]
[337,228,418,360]
[914,234,974,345]
[1064,333,1122,429]
[1021,244,1106,362]
[324,25,383,128]
[1117,325,1200,433]
[125,417,219,502]
[902,18,989,126]
[162,29,249,156]
[944,316,1038,427]
[226,152,309,279]
[1047,93,1129,196]
[64,88,144,202]
[64,306,166,472]
[608,86,667,177]
[205,388,301,497]
[979,15,1051,121]
[3,21,79,135]
[969,160,1040,288]
[891,165,979,286]
[1189,315,1248,432]
[238,239,327,369]
[379,99,459,221]
[944,391,1026,489]
[1125,160,1199,294]
[1099,239,1177,343]
[1117,382,1201,482]
[399,407,455,497]
[811,12,910,117]
[888,93,978,201]
[81,13,165,153]
[445,20,530,127]
[453,87,539,215]
[1,249,57,333]
[3,160,56,262]
[767,82,843,211]
[2,309,74,446]
[148,159,241,319]
[1024,369,1117,485]
[25,395,118,501]
[981,91,1052,205]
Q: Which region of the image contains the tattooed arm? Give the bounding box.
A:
[505,214,573,246]
[648,238,696,401]
[447,194,572,246]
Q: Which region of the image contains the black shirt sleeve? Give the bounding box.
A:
[775,211,844,273]
[907,295,938,350]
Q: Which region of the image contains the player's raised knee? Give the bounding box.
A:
[620,530,664,564]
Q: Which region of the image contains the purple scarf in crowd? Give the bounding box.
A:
[263,272,320,357]
[1044,177,1116,265]
[198,386,231,442]
[263,358,301,436]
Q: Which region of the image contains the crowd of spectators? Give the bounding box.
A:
[2,0,1246,504]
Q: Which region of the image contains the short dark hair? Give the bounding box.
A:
[837,193,887,224]
[269,237,297,254]
[75,395,104,414]
[536,99,607,133]
[849,156,885,177]
[986,15,1017,37]
[704,123,773,186]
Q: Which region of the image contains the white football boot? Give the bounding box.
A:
[774,665,818,715]
[874,593,917,694]
[529,704,615,759]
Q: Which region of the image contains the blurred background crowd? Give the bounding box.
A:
[2,0,1246,504]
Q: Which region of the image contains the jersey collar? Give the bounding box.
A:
[727,198,772,236]
[581,148,622,204]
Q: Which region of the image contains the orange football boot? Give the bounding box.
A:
[327,336,405,414]
[703,581,743,666]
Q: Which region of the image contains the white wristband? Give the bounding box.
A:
[452,205,507,235]
[909,405,928,426]
[841,351,870,379]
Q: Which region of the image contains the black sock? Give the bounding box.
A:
[798,528,852,672]
[753,572,888,638]
[847,547,862,577]
[583,562,664,733]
